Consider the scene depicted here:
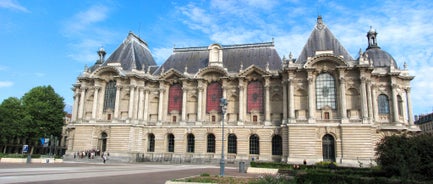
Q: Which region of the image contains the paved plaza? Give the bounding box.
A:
[0,162,255,184]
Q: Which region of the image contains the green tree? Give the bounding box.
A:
[376,133,433,180]
[0,97,31,153]
[21,85,65,148]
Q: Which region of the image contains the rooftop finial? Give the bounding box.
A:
[316,15,324,29]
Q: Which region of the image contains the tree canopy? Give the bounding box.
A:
[0,85,65,147]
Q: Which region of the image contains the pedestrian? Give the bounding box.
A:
[102,152,107,164]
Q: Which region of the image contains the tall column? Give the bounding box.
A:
[158,87,165,121]
[114,85,121,119]
[288,79,295,120]
[238,79,245,122]
[72,88,79,121]
[128,85,136,119]
[339,78,347,120]
[307,72,315,120]
[264,78,271,122]
[371,85,378,122]
[406,88,414,127]
[143,89,149,121]
[361,78,368,120]
[367,81,373,121]
[282,80,287,123]
[91,86,100,119]
[78,87,86,119]
[137,87,144,120]
[197,81,203,121]
[391,84,399,123]
[182,88,187,121]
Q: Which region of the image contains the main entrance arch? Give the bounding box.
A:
[99,132,108,152]
[322,134,335,162]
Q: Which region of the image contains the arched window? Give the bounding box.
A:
[272,135,282,156]
[249,134,260,155]
[168,84,183,113]
[207,134,215,153]
[103,80,116,111]
[99,132,108,152]
[167,134,175,152]
[322,134,335,162]
[206,82,222,113]
[397,95,403,116]
[187,134,195,153]
[247,81,264,113]
[378,94,390,114]
[148,134,155,152]
[316,73,336,109]
[228,134,237,154]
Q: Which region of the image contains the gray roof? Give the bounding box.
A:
[364,48,398,68]
[296,16,353,64]
[154,42,281,75]
[103,32,156,71]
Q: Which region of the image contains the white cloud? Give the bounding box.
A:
[0,0,29,12]
[0,81,13,88]
[65,5,109,34]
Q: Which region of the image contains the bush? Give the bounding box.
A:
[376,133,433,181]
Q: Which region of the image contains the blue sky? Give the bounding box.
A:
[1,0,433,115]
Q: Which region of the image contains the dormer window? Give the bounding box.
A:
[208,44,223,67]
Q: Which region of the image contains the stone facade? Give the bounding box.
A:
[64,17,419,166]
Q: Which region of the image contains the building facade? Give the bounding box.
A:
[415,113,433,133]
[65,17,419,166]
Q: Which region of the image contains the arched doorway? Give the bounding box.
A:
[99,132,108,152]
[322,134,335,162]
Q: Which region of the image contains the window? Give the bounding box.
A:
[272,135,282,155]
[148,134,155,152]
[378,94,390,114]
[107,114,111,120]
[167,134,175,152]
[172,116,177,122]
[168,84,182,113]
[397,95,403,116]
[103,80,116,111]
[187,134,195,153]
[247,81,264,113]
[228,134,237,154]
[212,115,216,122]
[249,134,260,155]
[324,112,330,119]
[253,115,258,122]
[207,134,215,153]
[316,73,336,109]
[206,82,222,113]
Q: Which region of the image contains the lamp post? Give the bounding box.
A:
[219,98,228,176]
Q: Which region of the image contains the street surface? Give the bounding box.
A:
[0,162,254,184]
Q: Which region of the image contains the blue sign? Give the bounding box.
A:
[22,145,29,153]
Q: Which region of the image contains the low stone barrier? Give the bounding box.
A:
[0,158,63,163]
[246,167,279,175]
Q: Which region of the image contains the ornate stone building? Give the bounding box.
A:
[65,17,418,166]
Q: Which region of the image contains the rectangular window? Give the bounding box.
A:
[324,112,330,119]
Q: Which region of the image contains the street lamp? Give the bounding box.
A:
[219,98,228,176]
